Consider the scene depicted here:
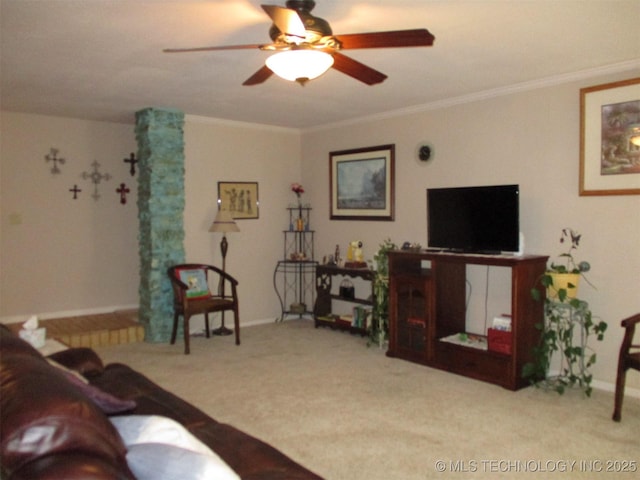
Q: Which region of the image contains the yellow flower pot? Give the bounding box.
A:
[546,272,580,301]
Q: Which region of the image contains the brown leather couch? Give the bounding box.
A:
[0,325,322,479]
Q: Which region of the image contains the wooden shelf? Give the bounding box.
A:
[315,316,368,336]
[328,294,371,305]
[387,250,548,390]
[313,265,374,337]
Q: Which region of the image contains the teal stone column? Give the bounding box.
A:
[135,108,186,342]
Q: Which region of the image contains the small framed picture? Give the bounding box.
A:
[579,77,640,196]
[329,144,395,221]
[217,181,259,219]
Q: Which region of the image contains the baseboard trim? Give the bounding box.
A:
[592,379,640,399]
[537,370,640,399]
[188,316,313,334]
[0,305,139,325]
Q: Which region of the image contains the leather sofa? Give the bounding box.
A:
[0,325,322,479]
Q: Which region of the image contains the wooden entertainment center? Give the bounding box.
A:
[386,250,548,390]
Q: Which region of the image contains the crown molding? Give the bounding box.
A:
[304,60,640,134]
[186,114,301,134]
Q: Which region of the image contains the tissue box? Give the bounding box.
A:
[19,328,46,349]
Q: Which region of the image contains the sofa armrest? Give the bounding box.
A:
[9,453,134,480]
[48,347,105,377]
[1,354,131,478]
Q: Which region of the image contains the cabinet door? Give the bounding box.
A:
[314,270,332,318]
[394,275,432,363]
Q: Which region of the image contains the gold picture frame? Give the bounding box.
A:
[579,77,640,196]
[217,181,259,219]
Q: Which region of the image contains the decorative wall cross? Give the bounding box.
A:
[45,148,65,174]
[69,184,82,199]
[116,183,130,204]
[81,160,112,200]
[123,152,138,176]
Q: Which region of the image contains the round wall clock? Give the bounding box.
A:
[416,143,434,164]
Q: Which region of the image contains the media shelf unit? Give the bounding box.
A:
[387,250,548,390]
[313,265,374,336]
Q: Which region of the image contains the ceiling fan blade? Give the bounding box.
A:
[243,65,274,86]
[336,29,435,49]
[261,4,306,39]
[164,44,263,53]
[331,53,387,86]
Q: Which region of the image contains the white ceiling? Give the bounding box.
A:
[1,0,639,130]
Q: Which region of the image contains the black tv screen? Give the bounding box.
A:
[427,184,520,254]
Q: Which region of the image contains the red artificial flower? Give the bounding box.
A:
[291,183,304,196]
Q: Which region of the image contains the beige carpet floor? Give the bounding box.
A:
[95,320,639,479]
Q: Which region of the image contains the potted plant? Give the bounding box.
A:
[369,238,397,347]
[532,227,595,303]
[525,228,607,396]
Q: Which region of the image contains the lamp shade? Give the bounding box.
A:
[209,210,240,233]
[265,50,334,83]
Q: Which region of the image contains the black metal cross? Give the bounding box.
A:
[116,183,130,204]
[124,152,138,176]
[45,148,65,174]
[69,184,82,199]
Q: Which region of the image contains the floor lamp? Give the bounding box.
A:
[209,209,240,336]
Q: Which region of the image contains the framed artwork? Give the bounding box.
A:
[329,144,395,221]
[579,77,640,196]
[217,181,259,219]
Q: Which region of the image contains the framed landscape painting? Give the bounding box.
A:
[330,144,395,221]
[579,77,640,196]
[217,181,259,219]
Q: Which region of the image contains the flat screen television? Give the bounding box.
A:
[427,184,520,254]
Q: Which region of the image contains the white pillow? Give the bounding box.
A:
[110,415,212,455]
[110,415,239,480]
[125,443,240,480]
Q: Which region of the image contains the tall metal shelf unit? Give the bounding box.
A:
[273,207,317,321]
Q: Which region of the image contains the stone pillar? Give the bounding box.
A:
[135,108,185,342]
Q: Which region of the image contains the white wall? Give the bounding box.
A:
[182,116,302,328]
[2,71,638,390]
[1,112,138,321]
[0,113,302,329]
[300,71,640,388]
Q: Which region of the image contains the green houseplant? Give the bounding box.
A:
[536,228,595,302]
[524,228,607,396]
[369,238,397,347]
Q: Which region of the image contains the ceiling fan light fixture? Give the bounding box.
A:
[265,49,334,84]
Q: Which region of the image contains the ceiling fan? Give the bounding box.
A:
[164,0,435,86]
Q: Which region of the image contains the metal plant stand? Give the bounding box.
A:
[273,207,316,321]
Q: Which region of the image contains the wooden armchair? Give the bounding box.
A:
[612,313,640,421]
[167,264,240,354]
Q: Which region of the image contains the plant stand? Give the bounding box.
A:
[532,299,604,396]
[273,207,317,321]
